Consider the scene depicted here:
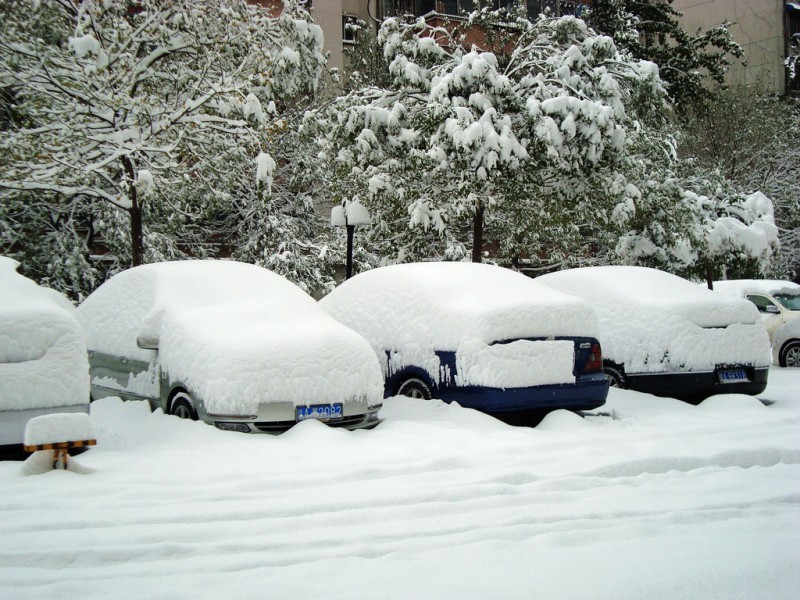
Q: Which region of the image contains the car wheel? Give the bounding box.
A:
[603,365,627,389]
[397,378,432,400]
[169,392,198,420]
[780,341,800,368]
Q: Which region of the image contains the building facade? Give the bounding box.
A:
[672,0,800,94]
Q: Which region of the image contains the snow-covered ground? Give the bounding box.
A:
[1,369,798,600]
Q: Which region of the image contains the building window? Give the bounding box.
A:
[343,14,359,44]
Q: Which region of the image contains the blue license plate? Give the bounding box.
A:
[719,369,748,383]
[296,403,344,422]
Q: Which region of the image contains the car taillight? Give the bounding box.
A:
[582,342,603,374]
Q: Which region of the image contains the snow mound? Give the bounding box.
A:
[536,409,594,431]
[24,413,95,446]
[698,394,768,413]
[379,396,510,431]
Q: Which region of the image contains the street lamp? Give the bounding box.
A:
[331,199,370,279]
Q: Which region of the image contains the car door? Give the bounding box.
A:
[745,294,784,342]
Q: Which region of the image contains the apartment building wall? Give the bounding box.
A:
[672,0,788,92]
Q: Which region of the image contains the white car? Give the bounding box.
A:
[712,279,800,366]
[320,262,608,418]
[537,266,771,402]
[0,257,90,447]
[77,260,384,433]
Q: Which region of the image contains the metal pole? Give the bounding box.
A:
[346,224,355,279]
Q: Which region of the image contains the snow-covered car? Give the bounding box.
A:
[77,260,384,433]
[319,262,608,417]
[537,266,771,402]
[0,257,90,447]
[711,279,800,365]
[536,266,770,402]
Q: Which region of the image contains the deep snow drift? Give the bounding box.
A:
[0,369,798,600]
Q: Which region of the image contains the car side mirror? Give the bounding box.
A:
[765,305,780,315]
[136,335,159,350]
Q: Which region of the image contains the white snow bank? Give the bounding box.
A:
[0,256,89,411]
[321,262,597,386]
[537,266,770,373]
[2,370,798,599]
[78,260,383,414]
[24,413,95,446]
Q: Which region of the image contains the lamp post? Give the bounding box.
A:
[331,200,370,279]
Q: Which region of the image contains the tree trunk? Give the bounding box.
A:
[472,202,484,263]
[130,203,143,267]
[122,156,144,267]
[705,260,714,290]
[345,224,355,279]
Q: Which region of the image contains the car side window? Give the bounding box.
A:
[746,295,777,313]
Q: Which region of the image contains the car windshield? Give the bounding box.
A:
[774,293,800,310]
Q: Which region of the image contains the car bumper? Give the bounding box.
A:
[205,406,383,434]
[626,366,769,403]
[438,373,608,415]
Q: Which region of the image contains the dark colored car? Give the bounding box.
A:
[538,266,771,403]
[320,262,608,418]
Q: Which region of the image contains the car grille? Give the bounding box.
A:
[253,414,367,433]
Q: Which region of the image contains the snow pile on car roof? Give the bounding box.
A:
[537,266,771,373]
[78,260,383,414]
[0,256,89,411]
[712,279,800,298]
[321,262,596,348]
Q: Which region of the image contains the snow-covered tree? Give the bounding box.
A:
[678,87,800,279]
[0,0,326,292]
[586,0,743,108]
[304,12,670,268]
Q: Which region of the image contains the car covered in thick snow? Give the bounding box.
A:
[537,266,771,402]
[0,257,90,447]
[319,262,608,417]
[711,279,800,367]
[77,260,384,433]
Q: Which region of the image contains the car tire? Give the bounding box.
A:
[603,364,627,389]
[169,392,198,420]
[397,378,432,400]
[779,340,800,368]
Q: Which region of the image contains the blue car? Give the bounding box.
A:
[320,262,608,418]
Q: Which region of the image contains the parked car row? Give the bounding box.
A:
[1,256,789,446]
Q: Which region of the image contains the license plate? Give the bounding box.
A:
[719,369,749,383]
[296,403,343,422]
